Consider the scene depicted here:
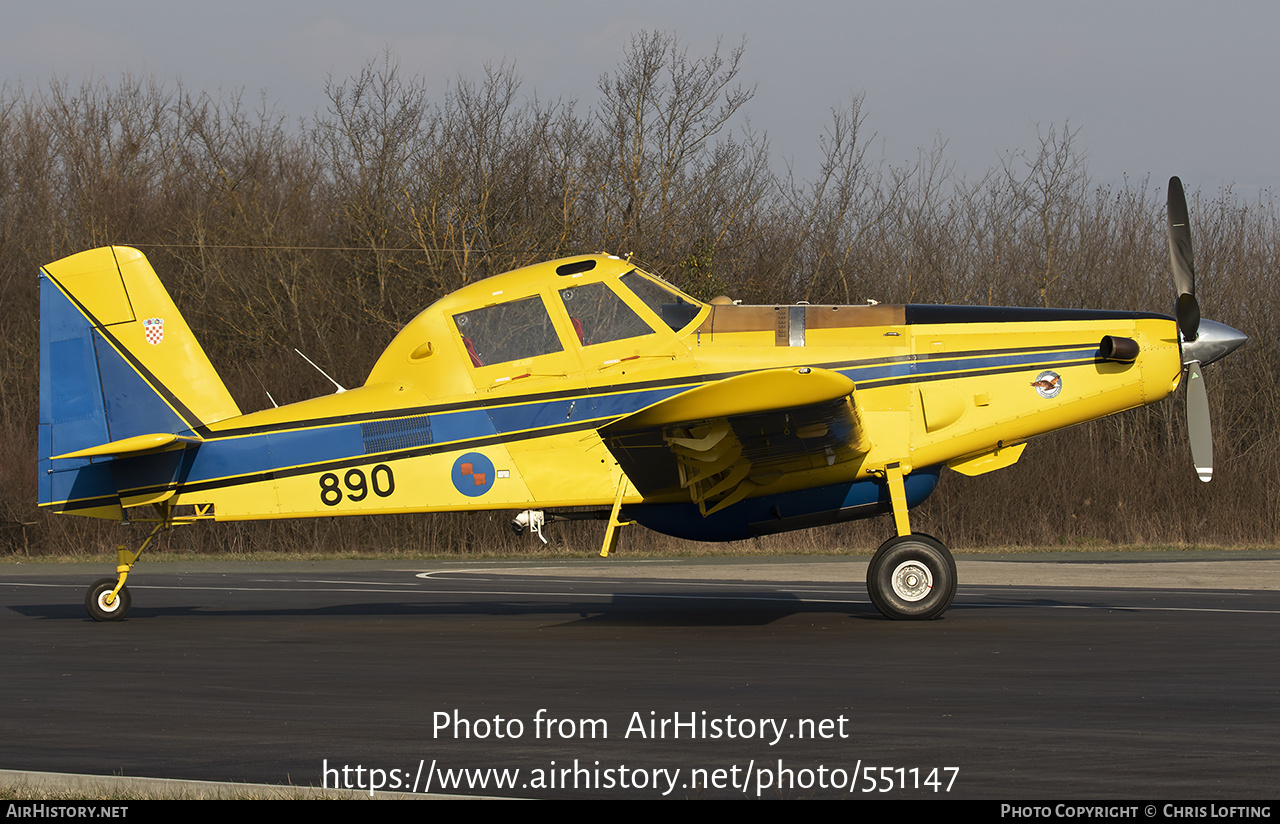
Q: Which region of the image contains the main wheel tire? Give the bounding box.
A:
[85,578,131,622]
[866,534,957,620]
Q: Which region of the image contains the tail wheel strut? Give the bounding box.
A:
[84,509,172,623]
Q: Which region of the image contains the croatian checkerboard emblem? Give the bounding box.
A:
[452,452,495,497]
[143,317,164,345]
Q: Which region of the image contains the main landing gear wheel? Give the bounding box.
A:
[85,578,131,622]
[866,534,957,620]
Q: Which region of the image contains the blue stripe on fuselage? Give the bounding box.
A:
[83,344,1096,503]
[837,346,1093,385]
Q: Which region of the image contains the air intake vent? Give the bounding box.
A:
[361,416,432,454]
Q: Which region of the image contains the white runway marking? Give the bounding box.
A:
[5,576,1280,614]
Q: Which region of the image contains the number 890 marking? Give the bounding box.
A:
[319,465,395,506]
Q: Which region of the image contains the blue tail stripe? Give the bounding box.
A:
[92,330,190,441]
[40,276,110,456]
[39,271,190,509]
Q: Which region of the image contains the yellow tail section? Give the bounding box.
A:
[42,246,241,430]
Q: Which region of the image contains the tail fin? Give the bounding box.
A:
[38,246,241,516]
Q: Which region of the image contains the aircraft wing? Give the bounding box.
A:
[598,368,871,516]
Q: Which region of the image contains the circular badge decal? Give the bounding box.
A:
[1032,370,1062,399]
[452,452,495,497]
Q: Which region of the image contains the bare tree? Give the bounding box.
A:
[592,31,763,282]
[315,50,431,327]
[1002,121,1088,306]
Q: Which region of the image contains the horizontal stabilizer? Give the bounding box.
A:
[51,432,202,461]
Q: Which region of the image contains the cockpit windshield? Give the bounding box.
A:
[559,282,655,346]
[618,271,702,332]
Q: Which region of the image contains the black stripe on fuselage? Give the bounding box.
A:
[852,357,1103,390]
[905,305,1170,324]
[202,342,1103,439]
[122,418,605,500]
[41,494,121,513]
[122,348,1111,500]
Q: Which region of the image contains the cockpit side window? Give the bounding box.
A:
[559,282,656,346]
[452,295,563,367]
[619,271,702,331]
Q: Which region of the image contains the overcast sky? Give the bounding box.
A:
[4,1,1277,196]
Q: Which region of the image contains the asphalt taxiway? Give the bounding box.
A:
[2,552,1277,799]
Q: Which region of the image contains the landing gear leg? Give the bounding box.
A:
[600,475,635,557]
[84,505,172,622]
[866,464,957,620]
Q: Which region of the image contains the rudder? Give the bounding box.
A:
[39,246,241,515]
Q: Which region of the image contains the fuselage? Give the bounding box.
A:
[41,253,1183,540]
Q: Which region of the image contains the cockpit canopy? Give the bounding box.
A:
[453,265,701,368]
[367,255,705,393]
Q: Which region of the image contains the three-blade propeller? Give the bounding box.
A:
[1166,176,1247,482]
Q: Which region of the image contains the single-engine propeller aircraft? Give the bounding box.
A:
[39,177,1246,622]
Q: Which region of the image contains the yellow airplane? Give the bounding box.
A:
[38,177,1245,622]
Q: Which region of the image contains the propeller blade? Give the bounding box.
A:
[1184,360,1213,482]
[1167,176,1200,341]
[1167,177,1196,296]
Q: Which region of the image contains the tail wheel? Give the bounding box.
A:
[866,534,957,620]
[85,578,131,622]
